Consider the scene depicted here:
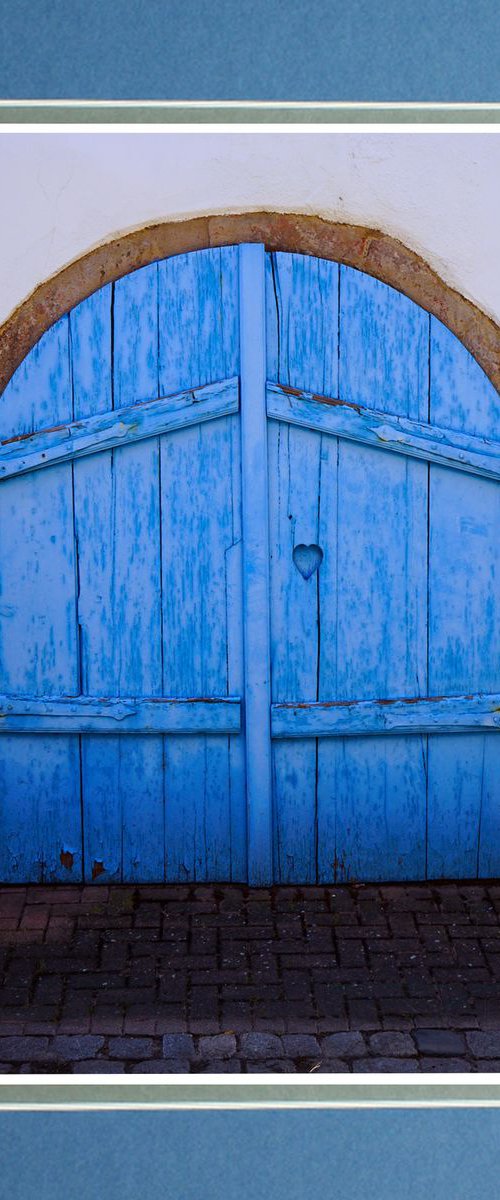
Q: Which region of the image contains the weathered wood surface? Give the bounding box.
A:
[322,265,429,883]
[0,377,239,480]
[267,380,500,480]
[0,317,82,882]
[158,248,245,882]
[266,256,430,881]
[240,244,273,884]
[426,317,500,879]
[272,693,500,738]
[0,695,241,734]
[70,281,133,883]
[2,246,500,885]
[267,251,339,883]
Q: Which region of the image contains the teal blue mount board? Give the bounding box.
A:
[0,0,499,101]
[2,246,500,886]
[1,1110,500,1200]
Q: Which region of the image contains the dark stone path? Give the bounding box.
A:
[1,880,500,1072]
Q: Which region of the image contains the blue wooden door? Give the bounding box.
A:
[0,247,246,884]
[1,244,500,884]
[266,251,500,884]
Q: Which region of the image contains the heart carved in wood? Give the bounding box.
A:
[292,543,324,580]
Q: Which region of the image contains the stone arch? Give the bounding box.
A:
[1,212,499,397]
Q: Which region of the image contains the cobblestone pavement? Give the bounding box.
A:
[2,881,500,1072]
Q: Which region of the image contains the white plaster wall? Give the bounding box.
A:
[0,130,499,327]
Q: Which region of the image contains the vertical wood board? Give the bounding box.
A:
[427,318,500,878]
[322,266,429,882]
[158,249,244,881]
[267,251,339,882]
[0,319,80,881]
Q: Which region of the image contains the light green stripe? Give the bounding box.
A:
[1,104,500,124]
[1,1084,500,1106]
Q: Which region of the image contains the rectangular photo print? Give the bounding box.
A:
[0,115,500,1080]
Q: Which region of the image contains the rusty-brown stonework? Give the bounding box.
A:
[1,212,499,395]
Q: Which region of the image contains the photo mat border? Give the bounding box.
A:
[1,102,500,124]
[2,1081,500,1107]
[0,102,499,1106]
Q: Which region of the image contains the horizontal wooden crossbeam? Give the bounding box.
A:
[271,692,500,738]
[0,377,239,481]
[0,694,241,734]
[267,382,500,481]
[4,692,500,737]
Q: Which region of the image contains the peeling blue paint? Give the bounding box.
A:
[1,248,499,883]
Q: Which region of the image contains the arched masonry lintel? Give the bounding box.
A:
[1,211,499,395]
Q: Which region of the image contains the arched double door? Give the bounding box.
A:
[1,244,500,884]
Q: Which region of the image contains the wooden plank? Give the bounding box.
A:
[268,414,322,884]
[240,244,273,885]
[267,251,339,883]
[428,317,500,439]
[314,428,339,884]
[0,315,73,438]
[272,692,500,738]
[159,247,243,882]
[225,411,247,880]
[72,265,169,883]
[0,695,241,734]
[427,735,492,880]
[427,317,500,878]
[325,266,429,883]
[0,317,81,882]
[266,381,500,481]
[0,737,82,883]
[0,377,239,480]
[110,264,168,884]
[475,736,500,878]
[69,283,119,882]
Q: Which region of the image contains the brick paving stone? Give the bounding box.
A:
[466,1031,500,1058]
[413,1030,466,1056]
[240,1033,284,1059]
[253,1016,287,1033]
[90,1015,125,1036]
[123,1018,158,1036]
[3,880,500,1072]
[321,1032,366,1058]
[282,1035,321,1057]
[189,1019,219,1035]
[221,1007,254,1031]
[162,1034,196,1059]
[347,1000,381,1029]
[198,1034,237,1060]
[20,909,49,930]
[52,1036,105,1061]
[368,1032,416,1057]
[317,1017,350,1033]
[285,1016,321,1033]
[24,1021,61,1036]
[0,1037,49,1061]
[414,1014,478,1029]
[0,1020,27,1035]
[477,1010,500,1030]
[108,1037,155,1060]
